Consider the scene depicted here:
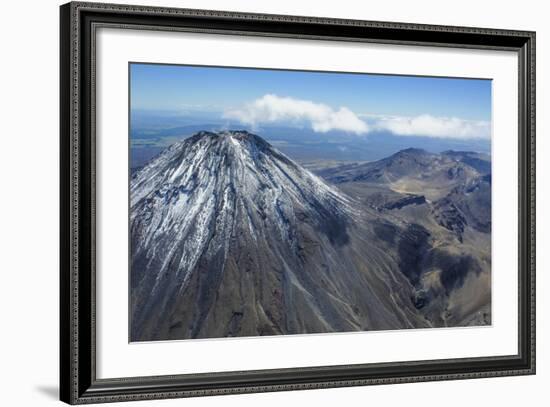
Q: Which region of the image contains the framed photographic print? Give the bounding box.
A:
[60,1,536,404]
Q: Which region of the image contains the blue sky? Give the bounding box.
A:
[130,63,492,139]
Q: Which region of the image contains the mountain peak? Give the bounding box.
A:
[392,147,431,157]
[193,129,254,138]
[187,129,272,153]
[130,129,353,268]
[132,130,349,209]
[130,130,358,340]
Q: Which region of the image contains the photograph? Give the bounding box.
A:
[129,64,493,342]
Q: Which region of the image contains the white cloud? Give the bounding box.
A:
[223,94,369,135]
[223,94,490,139]
[370,114,491,139]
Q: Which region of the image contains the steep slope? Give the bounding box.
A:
[130,131,429,341]
[433,174,492,238]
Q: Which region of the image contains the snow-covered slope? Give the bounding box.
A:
[131,130,353,292]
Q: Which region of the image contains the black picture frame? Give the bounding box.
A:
[60,2,536,404]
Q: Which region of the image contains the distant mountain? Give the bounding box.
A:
[318,148,485,200]
[130,132,491,341]
[314,147,491,325]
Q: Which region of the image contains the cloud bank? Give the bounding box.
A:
[371,114,491,139]
[224,94,490,139]
[223,94,369,135]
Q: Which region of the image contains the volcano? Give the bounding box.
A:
[130,131,489,341]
